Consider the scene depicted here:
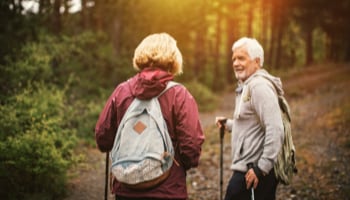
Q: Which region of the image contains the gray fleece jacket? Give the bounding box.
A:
[226,69,284,174]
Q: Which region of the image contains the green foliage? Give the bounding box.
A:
[0,83,78,199]
[312,28,327,63]
[52,31,133,97]
[184,80,219,112]
[0,31,121,197]
[0,31,133,100]
[0,43,52,99]
[67,98,106,145]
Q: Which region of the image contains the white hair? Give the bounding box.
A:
[232,37,264,67]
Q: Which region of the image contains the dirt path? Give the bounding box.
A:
[64,63,350,200]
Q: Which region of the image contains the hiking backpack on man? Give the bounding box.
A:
[272,91,298,185]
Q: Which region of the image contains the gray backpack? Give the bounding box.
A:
[110,81,178,189]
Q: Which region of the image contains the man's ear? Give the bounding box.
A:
[255,58,261,68]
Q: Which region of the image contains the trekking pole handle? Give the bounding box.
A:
[218,119,227,138]
[247,163,254,169]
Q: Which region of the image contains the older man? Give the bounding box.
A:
[216,37,284,200]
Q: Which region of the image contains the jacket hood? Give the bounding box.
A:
[249,69,284,96]
[128,68,174,100]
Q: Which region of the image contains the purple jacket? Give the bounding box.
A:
[95,68,205,199]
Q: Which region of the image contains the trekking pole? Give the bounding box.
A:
[247,163,255,200]
[105,152,109,200]
[219,119,227,200]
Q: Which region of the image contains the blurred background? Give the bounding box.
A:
[0,0,349,199]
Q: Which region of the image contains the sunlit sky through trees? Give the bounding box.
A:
[22,0,83,13]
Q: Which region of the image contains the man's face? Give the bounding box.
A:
[232,46,260,82]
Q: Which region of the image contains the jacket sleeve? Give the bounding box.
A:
[95,90,118,152]
[174,88,205,170]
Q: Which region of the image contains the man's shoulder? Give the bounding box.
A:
[247,75,272,88]
[246,76,277,99]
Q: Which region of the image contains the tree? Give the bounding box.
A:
[53,0,62,33]
[292,0,325,65]
[224,1,240,84]
[319,0,350,61]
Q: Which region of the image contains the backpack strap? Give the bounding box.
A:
[156,80,180,160]
[157,81,180,98]
[256,75,292,121]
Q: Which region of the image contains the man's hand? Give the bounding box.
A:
[215,116,227,128]
[245,168,259,189]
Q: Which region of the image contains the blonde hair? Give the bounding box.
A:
[133,33,183,75]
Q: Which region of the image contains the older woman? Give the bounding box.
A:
[95,33,205,200]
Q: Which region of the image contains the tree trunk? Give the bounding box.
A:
[305,28,313,66]
[268,0,282,68]
[274,1,286,69]
[246,3,253,37]
[261,0,269,50]
[80,0,88,28]
[112,19,121,56]
[38,0,46,14]
[93,0,103,31]
[225,3,239,84]
[212,7,222,89]
[268,25,275,68]
[63,0,69,16]
[52,0,62,34]
[193,31,205,79]
[274,21,283,69]
[226,17,236,84]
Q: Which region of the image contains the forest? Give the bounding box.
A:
[0,0,349,199]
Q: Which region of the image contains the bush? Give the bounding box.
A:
[0,30,150,198]
[0,31,133,101]
[183,80,219,112]
[0,42,53,100]
[0,83,77,199]
[66,98,106,144]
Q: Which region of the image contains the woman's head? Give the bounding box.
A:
[133,33,183,75]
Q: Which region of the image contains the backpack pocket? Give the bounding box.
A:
[111,156,171,189]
